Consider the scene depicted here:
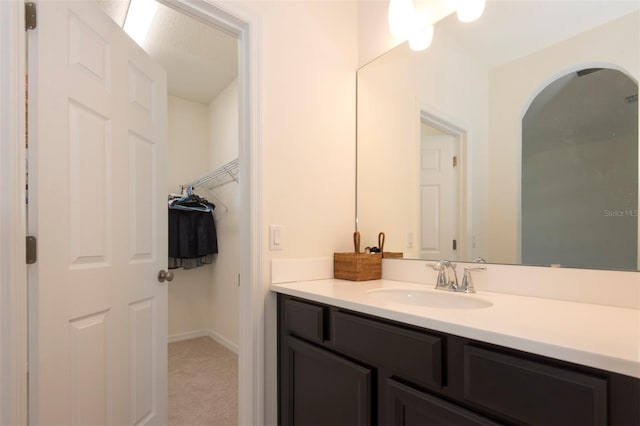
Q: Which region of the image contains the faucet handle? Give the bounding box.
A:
[465,265,486,272]
[426,262,449,289]
[426,261,444,271]
[435,260,457,270]
[460,266,486,293]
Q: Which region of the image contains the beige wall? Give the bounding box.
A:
[167,95,210,193]
[246,0,358,259]
[358,0,400,66]
[166,95,213,338]
[487,12,640,263]
[236,2,359,423]
[208,78,240,350]
[240,1,359,265]
[209,78,239,169]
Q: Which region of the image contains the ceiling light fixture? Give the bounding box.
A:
[456,0,486,23]
[124,0,159,46]
[388,0,485,51]
[408,24,434,51]
[388,0,435,51]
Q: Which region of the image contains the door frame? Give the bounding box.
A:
[154,1,264,424]
[0,0,264,424]
[0,1,28,425]
[419,107,470,261]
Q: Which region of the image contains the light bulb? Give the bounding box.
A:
[456,0,485,22]
[408,24,434,51]
[388,0,414,40]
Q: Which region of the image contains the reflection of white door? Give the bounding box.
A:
[29,2,167,424]
[420,135,458,259]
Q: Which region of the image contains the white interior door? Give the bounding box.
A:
[28,1,168,424]
[420,134,458,260]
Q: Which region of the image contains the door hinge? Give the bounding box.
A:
[25,2,37,30]
[453,156,458,167]
[26,236,37,264]
[452,239,457,250]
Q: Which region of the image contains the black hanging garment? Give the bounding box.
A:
[168,194,218,269]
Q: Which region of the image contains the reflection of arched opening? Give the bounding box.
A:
[521,68,638,270]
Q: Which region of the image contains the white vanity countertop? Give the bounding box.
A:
[271,279,640,379]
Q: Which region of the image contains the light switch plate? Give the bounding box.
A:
[269,225,283,250]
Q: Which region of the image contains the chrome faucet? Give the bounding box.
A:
[429,261,486,293]
[429,260,459,291]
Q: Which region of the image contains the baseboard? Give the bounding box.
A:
[167,329,210,344]
[207,329,239,354]
[167,328,239,354]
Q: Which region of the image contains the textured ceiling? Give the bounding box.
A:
[98,0,638,104]
[98,0,237,105]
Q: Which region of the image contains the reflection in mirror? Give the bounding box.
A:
[357,1,639,270]
[522,69,638,270]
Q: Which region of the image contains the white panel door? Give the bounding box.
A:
[28,1,168,424]
[420,135,457,260]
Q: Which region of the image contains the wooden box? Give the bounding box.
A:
[382,252,403,259]
[334,252,382,281]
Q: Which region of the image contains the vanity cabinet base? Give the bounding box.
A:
[277,294,640,426]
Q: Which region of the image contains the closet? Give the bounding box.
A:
[98,1,240,424]
[162,15,240,426]
[168,153,240,349]
[166,91,240,425]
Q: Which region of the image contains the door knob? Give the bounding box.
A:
[157,270,174,282]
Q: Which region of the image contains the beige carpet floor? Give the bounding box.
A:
[169,336,238,426]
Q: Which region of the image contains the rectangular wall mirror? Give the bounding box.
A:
[356,0,639,270]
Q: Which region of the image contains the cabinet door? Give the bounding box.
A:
[463,346,608,425]
[281,336,373,426]
[387,379,501,426]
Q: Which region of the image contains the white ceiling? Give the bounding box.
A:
[98,0,638,104]
[436,0,640,68]
[98,0,238,105]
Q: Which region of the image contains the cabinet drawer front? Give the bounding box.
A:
[387,378,501,426]
[285,298,325,343]
[283,337,372,426]
[332,311,442,389]
[464,346,608,425]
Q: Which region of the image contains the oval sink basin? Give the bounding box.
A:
[367,288,493,309]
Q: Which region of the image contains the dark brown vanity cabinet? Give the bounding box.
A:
[277,294,640,426]
[282,337,372,426]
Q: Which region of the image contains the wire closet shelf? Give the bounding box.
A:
[181,158,239,191]
[178,158,239,213]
